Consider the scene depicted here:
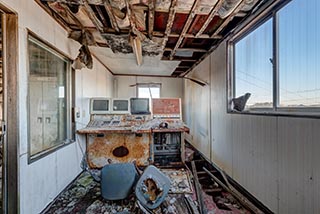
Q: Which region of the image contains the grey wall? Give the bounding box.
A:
[184,41,320,213]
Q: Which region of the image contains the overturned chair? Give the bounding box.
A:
[101,163,139,200]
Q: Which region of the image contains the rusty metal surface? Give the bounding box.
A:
[87,133,151,168]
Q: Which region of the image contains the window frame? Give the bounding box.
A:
[27,32,74,163]
[227,0,320,118]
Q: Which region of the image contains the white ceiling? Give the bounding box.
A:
[90,46,180,76]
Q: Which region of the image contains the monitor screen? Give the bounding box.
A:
[90,98,110,114]
[130,98,150,115]
[112,99,130,114]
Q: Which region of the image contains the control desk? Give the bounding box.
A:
[77,98,189,168]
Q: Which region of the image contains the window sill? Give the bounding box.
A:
[28,140,75,164]
[227,108,320,119]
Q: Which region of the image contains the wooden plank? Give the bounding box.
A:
[3,13,19,214]
[148,0,155,38]
[169,0,201,59]
[203,167,264,214]
[191,161,206,214]
[211,0,246,38]
[195,0,223,37]
[165,47,208,53]
[161,0,177,48]
[103,0,120,32]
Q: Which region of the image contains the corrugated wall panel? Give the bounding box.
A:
[184,57,211,158]
[231,114,278,211]
[210,42,233,174]
[278,118,320,214]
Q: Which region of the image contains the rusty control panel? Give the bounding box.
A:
[77,98,188,169]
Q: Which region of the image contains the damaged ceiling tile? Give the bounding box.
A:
[73,6,97,28]
[36,0,267,75]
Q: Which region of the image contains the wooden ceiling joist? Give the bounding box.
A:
[161,0,177,49]
[83,0,104,32]
[169,0,201,59]
[164,47,207,53]
[162,57,197,62]
[103,0,120,33]
[211,0,246,38]
[195,0,224,37]
[148,0,155,38]
[153,31,222,39]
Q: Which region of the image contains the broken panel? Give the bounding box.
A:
[87,133,151,168]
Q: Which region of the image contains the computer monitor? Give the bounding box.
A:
[90,98,111,114]
[130,98,150,115]
[111,98,130,114]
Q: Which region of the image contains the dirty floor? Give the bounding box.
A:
[42,166,252,214]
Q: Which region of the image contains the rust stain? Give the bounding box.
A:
[87,133,151,168]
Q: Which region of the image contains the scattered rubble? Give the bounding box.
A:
[43,152,258,214]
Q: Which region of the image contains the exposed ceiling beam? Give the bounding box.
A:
[195,0,224,37]
[211,0,247,38]
[161,0,177,49]
[83,0,104,32]
[176,66,190,69]
[169,0,201,59]
[126,0,145,66]
[164,47,207,53]
[103,0,120,32]
[162,57,197,62]
[148,0,155,38]
[130,36,143,66]
[153,31,222,39]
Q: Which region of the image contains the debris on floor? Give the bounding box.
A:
[161,168,193,194]
[42,145,268,214]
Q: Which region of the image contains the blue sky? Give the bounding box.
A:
[235,0,320,107]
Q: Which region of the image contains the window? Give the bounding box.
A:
[137,84,161,99]
[28,35,72,160]
[278,0,320,107]
[229,0,320,115]
[234,19,273,108]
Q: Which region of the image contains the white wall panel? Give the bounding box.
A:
[184,40,320,213]
[184,57,211,157]
[278,117,320,214]
[210,42,233,174]
[231,115,278,211]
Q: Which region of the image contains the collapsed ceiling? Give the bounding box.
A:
[36,0,266,76]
